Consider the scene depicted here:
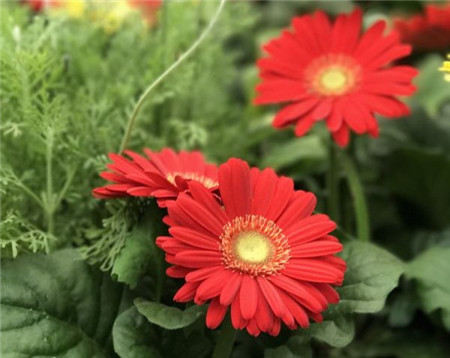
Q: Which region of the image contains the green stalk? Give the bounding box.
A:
[45,131,54,235]
[212,316,236,358]
[327,141,340,224]
[118,0,227,153]
[341,152,370,242]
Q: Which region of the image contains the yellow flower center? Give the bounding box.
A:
[306,55,361,97]
[220,215,290,276]
[320,68,348,92]
[234,231,272,264]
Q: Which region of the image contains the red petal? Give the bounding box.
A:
[290,238,343,257]
[185,266,223,283]
[172,250,222,268]
[195,270,230,301]
[240,276,258,320]
[272,99,319,128]
[257,277,286,318]
[270,275,323,312]
[277,191,317,229]
[166,266,190,278]
[218,159,252,219]
[169,226,219,251]
[220,271,243,305]
[231,293,247,329]
[206,299,228,329]
[332,124,350,147]
[174,282,200,302]
[286,214,336,245]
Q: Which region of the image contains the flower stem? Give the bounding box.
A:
[341,152,370,242]
[327,141,340,224]
[45,130,55,235]
[212,316,236,358]
[118,0,227,153]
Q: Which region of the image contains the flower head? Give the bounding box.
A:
[93,149,218,207]
[255,9,418,146]
[157,158,346,336]
[394,4,450,52]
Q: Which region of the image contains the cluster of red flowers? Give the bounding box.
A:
[91,5,428,337]
[255,8,418,146]
[94,149,346,336]
[394,3,450,52]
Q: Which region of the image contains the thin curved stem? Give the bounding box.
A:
[212,316,236,358]
[341,152,370,242]
[119,0,227,153]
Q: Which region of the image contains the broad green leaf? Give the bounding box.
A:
[406,247,450,330]
[337,241,405,314]
[134,298,205,330]
[112,216,157,289]
[264,336,312,358]
[261,135,326,174]
[113,307,161,358]
[308,313,354,348]
[1,249,123,358]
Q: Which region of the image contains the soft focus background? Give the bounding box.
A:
[1,1,450,357]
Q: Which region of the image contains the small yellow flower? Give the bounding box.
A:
[439,54,450,82]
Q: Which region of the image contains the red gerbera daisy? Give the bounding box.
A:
[92,149,218,208]
[394,4,450,52]
[157,158,346,336]
[255,8,418,146]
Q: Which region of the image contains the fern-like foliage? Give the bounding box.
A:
[0,1,260,262]
[79,199,144,271]
[0,211,54,258]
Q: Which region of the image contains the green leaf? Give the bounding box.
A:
[1,249,123,358]
[305,241,404,348]
[337,241,405,314]
[308,313,354,348]
[406,247,450,330]
[112,215,158,289]
[134,298,205,330]
[264,336,312,358]
[113,307,161,358]
[261,135,327,174]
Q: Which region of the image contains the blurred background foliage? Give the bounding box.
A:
[1,1,450,357]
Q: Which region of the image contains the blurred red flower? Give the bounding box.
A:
[22,0,59,11]
[394,4,450,51]
[157,158,345,336]
[255,9,418,146]
[128,0,162,26]
[93,149,218,208]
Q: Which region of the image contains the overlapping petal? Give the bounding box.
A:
[92,149,218,207]
[157,158,346,336]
